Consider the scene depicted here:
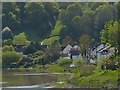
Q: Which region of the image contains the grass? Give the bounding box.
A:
[42,36,60,46]
[69,70,119,88]
[51,21,63,36]
[46,64,64,72]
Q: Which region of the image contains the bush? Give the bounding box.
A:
[47,64,64,72]
[97,55,120,70]
[97,57,109,70]
[81,65,96,76]
[3,39,13,45]
[73,58,84,68]
[2,51,22,68]
[57,58,72,67]
[34,50,45,56]
[33,56,44,65]
[2,45,14,52]
[13,32,30,45]
[114,55,120,63]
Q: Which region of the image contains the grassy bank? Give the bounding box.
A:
[68,70,119,88]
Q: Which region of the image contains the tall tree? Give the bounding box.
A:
[43,2,59,27]
[13,32,30,45]
[24,2,51,39]
[79,34,91,56]
[100,21,120,55]
[2,2,20,29]
[94,4,117,41]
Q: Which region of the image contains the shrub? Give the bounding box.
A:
[57,58,72,67]
[34,65,43,70]
[23,44,36,55]
[13,32,30,45]
[33,56,44,65]
[34,50,45,56]
[97,55,120,70]
[73,58,84,68]
[47,64,64,72]
[81,65,96,76]
[2,51,22,68]
[114,55,120,63]
[2,45,14,52]
[3,39,13,45]
[97,57,109,70]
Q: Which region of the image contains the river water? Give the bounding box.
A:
[1,70,73,89]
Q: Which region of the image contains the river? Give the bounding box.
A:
[1,70,74,89]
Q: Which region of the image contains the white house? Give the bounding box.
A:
[61,44,81,59]
[91,44,115,61]
[62,44,72,54]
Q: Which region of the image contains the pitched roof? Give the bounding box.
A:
[62,44,72,54]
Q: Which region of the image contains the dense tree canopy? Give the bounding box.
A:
[13,32,30,45]
[2,2,118,44]
[79,34,91,56]
[1,2,120,70]
[100,20,120,54]
[2,2,20,29]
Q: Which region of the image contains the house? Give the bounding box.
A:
[97,46,115,59]
[62,44,72,54]
[61,44,81,59]
[91,44,115,61]
[69,47,81,59]
[60,44,72,59]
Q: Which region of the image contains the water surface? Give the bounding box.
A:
[2,70,71,88]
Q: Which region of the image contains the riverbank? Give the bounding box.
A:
[2,63,119,88]
[68,70,119,88]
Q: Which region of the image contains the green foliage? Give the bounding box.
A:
[59,3,83,41]
[33,56,44,65]
[23,42,41,55]
[25,2,49,27]
[44,45,60,64]
[114,55,120,63]
[13,32,30,45]
[78,70,118,87]
[33,65,43,70]
[2,2,118,43]
[81,65,96,76]
[98,57,110,68]
[42,36,60,46]
[97,55,120,70]
[57,58,72,67]
[51,21,64,36]
[47,64,64,72]
[116,2,120,19]
[95,4,117,33]
[43,2,59,25]
[2,2,20,29]
[3,39,13,45]
[34,50,45,56]
[73,58,84,68]
[65,3,83,22]
[100,21,120,54]
[0,48,2,69]
[79,34,91,56]
[2,51,22,68]
[2,45,14,52]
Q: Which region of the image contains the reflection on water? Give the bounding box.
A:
[2,70,71,88]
